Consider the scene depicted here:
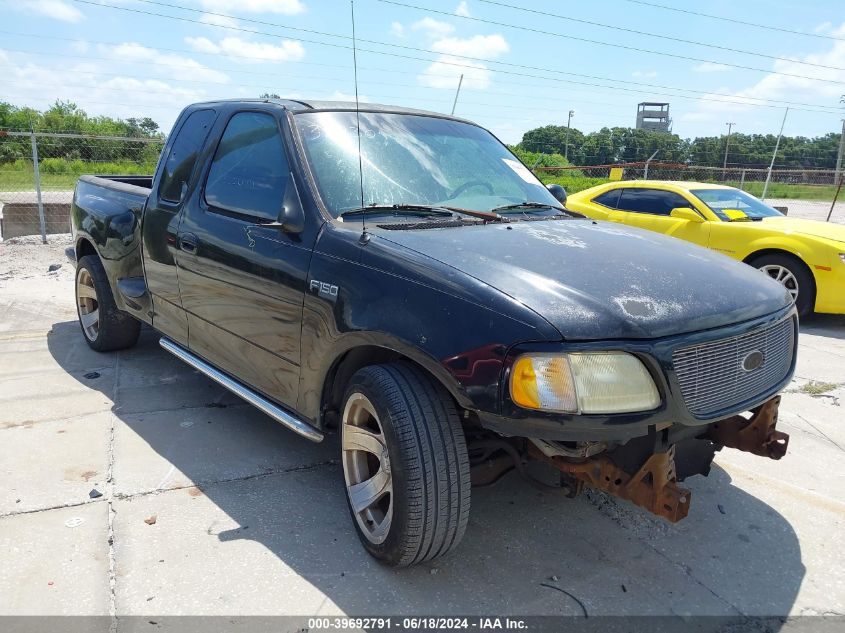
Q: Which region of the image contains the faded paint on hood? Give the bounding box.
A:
[374,219,792,340]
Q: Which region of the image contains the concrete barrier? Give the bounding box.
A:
[0,201,71,239]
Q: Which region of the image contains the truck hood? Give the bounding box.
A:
[375,219,792,340]
[759,216,845,244]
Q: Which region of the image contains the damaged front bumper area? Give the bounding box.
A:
[471,396,789,523]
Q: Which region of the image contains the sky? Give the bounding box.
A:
[1,0,844,147]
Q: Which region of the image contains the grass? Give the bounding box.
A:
[799,381,840,396]
[0,158,840,203]
[0,159,156,192]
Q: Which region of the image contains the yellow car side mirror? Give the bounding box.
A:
[722,208,751,222]
[669,207,704,223]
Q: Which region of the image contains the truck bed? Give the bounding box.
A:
[71,174,153,320]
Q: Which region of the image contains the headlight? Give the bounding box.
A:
[839,253,845,264]
[510,352,660,414]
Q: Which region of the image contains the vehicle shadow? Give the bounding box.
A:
[47,320,805,619]
[800,313,845,340]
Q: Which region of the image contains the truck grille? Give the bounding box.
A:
[672,317,795,418]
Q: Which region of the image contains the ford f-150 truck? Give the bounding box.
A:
[70,99,795,567]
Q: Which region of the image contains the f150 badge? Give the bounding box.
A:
[310,279,339,302]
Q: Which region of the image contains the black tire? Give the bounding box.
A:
[75,254,141,352]
[749,253,815,317]
[340,362,471,567]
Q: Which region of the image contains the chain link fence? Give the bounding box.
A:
[3,135,843,239]
[537,163,845,224]
[0,132,164,241]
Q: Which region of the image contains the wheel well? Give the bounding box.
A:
[75,237,97,261]
[743,248,816,287]
[320,345,461,429]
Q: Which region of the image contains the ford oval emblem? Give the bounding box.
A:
[742,350,765,372]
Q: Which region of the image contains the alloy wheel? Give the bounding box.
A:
[760,264,799,302]
[76,268,100,341]
[341,393,393,545]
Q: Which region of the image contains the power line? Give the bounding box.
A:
[69,0,845,99]
[620,0,845,43]
[25,16,843,116]
[380,0,845,84]
[472,0,845,72]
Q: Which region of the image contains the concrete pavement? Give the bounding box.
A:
[1,241,844,624]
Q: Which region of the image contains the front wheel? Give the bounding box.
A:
[750,253,815,317]
[340,363,471,567]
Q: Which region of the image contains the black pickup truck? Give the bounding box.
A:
[70,99,795,567]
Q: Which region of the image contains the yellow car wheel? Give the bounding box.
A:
[749,253,815,317]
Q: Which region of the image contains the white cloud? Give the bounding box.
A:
[0,48,213,133]
[184,35,305,62]
[411,17,455,38]
[418,57,493,90]
[431,34,509,59]
[184,36,221,55]
[21,0,83,23]
[390,21,404,38]
[200,0,305,14]
[418,34,509,91]
[632,70,657,78]
[693,62,731,73]
[70,40,90,54]
[455,1,471,17]
[219,37,305,62]
[814,21,833,34]
[323,91,371,102]
[106,43,231,83]
[681,24,845,129]
[199,13,240,28]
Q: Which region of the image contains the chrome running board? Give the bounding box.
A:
[159,338,324,443]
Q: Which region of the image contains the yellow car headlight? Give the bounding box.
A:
[510,352,660,414]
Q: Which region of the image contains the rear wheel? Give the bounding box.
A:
[749,253,815,317]
[340,363,471,567]
[75,255,141,352]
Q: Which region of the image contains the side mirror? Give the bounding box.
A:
[546,183,567,205]
[277,174,306,233]
[669,207,704,223]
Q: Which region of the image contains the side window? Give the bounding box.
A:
[592,189,621,209]
[204,112,289,220]
[617,189,691,216]
[159,109,216,203]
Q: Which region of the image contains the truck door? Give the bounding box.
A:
[142,108,217,346]
[175,110,312,410]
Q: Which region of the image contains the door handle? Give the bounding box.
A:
[179,233,199,254]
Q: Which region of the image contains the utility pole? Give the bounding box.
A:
[836,117,845,186]
[762,107,789,201]
[565,110,575,160]
[722,122,735,181]
[450,74,464,116]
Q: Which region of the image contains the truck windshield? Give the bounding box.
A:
[294,110,562,218]
[691,188,784,221]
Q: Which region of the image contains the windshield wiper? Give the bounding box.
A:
[489,202,584,218]
[341,203,503,223]
[340,204,455,219]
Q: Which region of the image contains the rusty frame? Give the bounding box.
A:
[706,396,789,459]
[527,443,691,522]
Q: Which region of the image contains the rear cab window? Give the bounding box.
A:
[159,109,217,203]
[204,111,289,221]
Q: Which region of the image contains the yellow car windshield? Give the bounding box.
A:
[691,189,784,222]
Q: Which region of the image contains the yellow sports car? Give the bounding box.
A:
[565,181,845,316]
